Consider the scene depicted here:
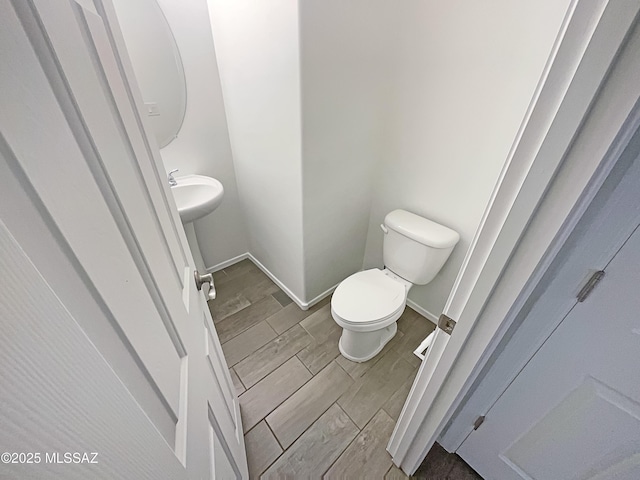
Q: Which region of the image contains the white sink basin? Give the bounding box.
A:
[171,174,224,223]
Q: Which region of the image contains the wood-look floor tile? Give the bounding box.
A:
[394,310,435,368]
[244,421,282,480]
[413,443,458,479]
[212,269,228,285]
[398,331,435,368]
[297,327,341,375]
[266,361,354,449]
[382,367,418,421]
[234,324,312,388]
[242,275,281,304]
[221,321,278,367]
[215,264,262,294]
[262,404,359,480]
[229,368,245,396]
[396,308,421,333]
[266,296,331,334]
[272,289,293,307]
[239,356,312,433]
[404,351,422,368]
[266,303,315,335]
[446,460,483,480]
[338,349,415,429]
[385,465,410,479]
[309,294,331,311]
[300,304,339,342]
[335,329,404,380]
[325,409,396,479]
[223,258,260,279]
[208,291,251,323]
[214,266,273,305]
[215,295,282,344]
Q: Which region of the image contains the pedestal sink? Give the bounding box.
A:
[171,174,224,224]
[170,174,224,298]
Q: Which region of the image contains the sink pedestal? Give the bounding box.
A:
[183,221,212,297]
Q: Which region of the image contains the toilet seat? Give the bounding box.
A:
[331,269,407,331]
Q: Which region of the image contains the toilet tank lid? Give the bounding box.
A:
[384,209,460,248]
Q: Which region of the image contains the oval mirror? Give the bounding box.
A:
[111,0,187,148]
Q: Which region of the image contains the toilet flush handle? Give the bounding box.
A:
[380,224,388,234]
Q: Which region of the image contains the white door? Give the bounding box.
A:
[0,1,247,479]
[457,224,640,479]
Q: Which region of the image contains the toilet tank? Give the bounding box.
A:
[383,209,460,285]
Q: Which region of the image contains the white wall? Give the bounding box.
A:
[299,0,401,301]
[202,0,571,309]
[154,0,249,269]
[363,0,572,318]
[207,0,306,300]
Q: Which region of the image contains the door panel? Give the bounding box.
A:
[458,225,640,479]
[209,406,240,479]
[11,0,188,449]
[0,0,247,477]
[205,323,237,426]
[503,377,640,479]
[0,218,189,480]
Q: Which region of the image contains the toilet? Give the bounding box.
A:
[331,209,459,362]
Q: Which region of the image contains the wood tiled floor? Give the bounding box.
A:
[413,443,482,480]
[209,259,479,479]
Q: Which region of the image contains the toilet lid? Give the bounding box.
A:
[332,269,406,324]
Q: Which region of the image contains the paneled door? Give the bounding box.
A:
[457,223,640,479]
[0,0,247,478]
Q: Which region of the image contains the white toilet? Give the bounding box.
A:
[331,209,459,362]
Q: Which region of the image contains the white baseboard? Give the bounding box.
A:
[407,299,439,325]
[207,252,335,311]
[305,284,338,309]
[210,255,438,321]
[206,253,249,273]
[246,254,309,310]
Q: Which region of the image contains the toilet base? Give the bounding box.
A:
[338,322,398,363]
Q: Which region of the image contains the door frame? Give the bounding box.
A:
[389,0,640,473]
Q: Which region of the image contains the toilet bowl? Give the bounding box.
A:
[331,268,411,362]
[331,209,459,363]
